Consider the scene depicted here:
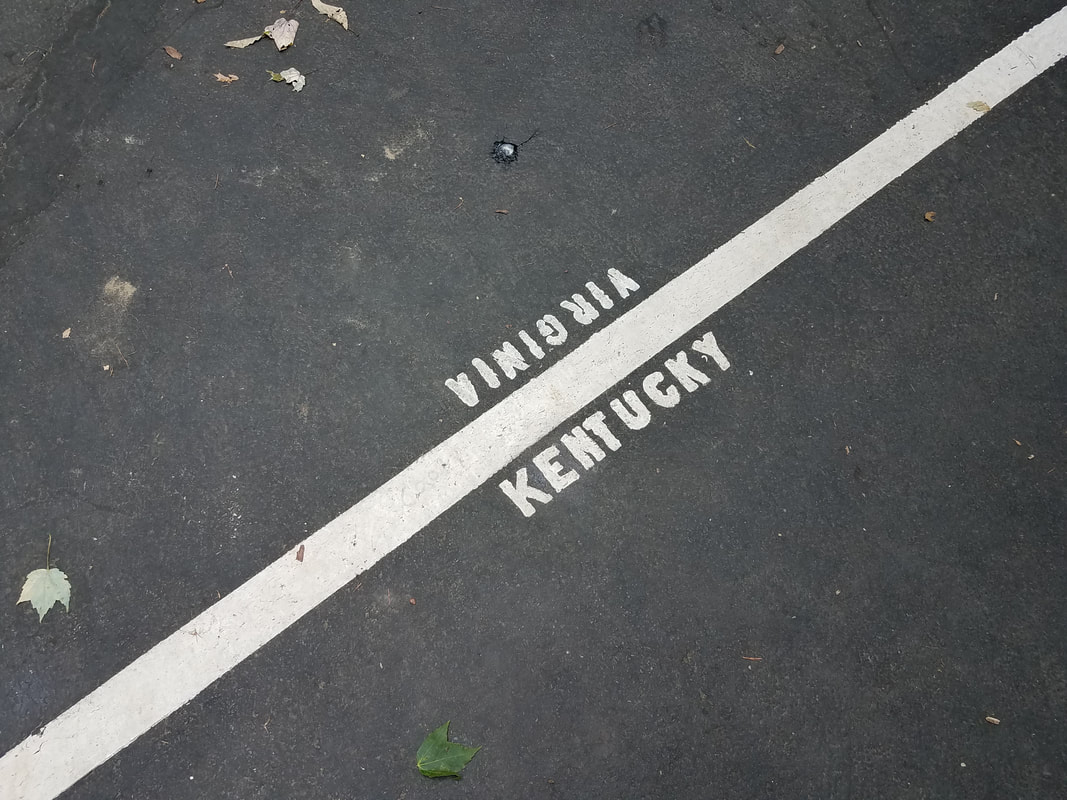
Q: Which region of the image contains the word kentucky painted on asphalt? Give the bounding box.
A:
[443,268,642,407]
[500,331,731,517]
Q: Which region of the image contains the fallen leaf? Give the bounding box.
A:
[61,327,71,339]
[296,544,305,562]
[19,567,71,622]
[416,722,480,779]
[967,100,991,113]
[924,211,936,222]
[264,18,299,50]
[214,73,239,83]
[225,34,264,48]
[267,67,305,91]
[312,0,349,30]
[774,43,785,55]
[985,716,1000,725]
[163,46,183,60]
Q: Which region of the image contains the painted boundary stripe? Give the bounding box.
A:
[4,9,1066,799]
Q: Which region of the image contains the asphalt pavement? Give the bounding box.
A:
[2,1,1065,798]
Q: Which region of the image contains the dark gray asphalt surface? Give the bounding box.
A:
[2,1,1065,798]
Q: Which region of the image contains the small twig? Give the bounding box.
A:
[263,716,271,731]
[494,209,508,214]
[744,137,756,149]
[453,197,464,210]
[603,121,618,129]
[221,263,233,279]
[90,59,97,76]
[46,534,52,570]
[741,656,763,662]
[432,5,459,10]
[213,173,220,190]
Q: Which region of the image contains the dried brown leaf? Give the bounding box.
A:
[214,73,239,83]
[163,45,183,60]
[923,211,936,222]
[61,327,71,339]
[774,43,785,55]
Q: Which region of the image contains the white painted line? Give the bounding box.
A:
[4,9,1066,798]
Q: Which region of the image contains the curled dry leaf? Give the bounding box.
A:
[225,34,264,48]
[267,68,305,92]
[312,0,349,30]
[924,211,936,222]
[163,45,183,60]
[264,18,299,50]
[214,73,239,83]
[967,100,991,113]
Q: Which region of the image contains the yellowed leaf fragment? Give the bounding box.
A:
[967,100,991,113]
[214,73,239,83]
[312,0,349,30]
[61,327,71,339]
[225,34,264,48]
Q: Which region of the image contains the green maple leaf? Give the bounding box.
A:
[416,721,481,779]
[19,567,71,622]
